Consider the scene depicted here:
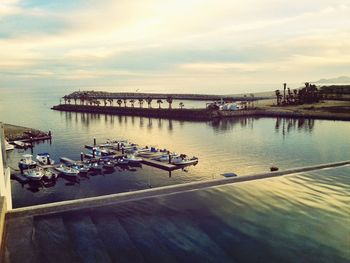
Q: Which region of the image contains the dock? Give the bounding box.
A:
[141,158,177,171]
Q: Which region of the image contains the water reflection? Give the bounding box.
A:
[275,117,315,136]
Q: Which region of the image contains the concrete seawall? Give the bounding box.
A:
[7,160,350,219]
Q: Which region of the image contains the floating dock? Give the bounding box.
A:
[141,158,177,171]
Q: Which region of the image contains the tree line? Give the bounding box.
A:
[275,83,321,106]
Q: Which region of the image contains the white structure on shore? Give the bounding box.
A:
[0,122,12,210]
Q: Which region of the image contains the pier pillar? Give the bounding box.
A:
[80,152,84,161]
[92,149,96,158]
[93,138,96,146]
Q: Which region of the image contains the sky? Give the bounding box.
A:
[0,0,349,94]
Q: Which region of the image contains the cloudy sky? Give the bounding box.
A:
[0,0,349,94]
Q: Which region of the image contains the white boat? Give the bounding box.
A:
[72,164,90,174]
[18,154,37,169]
[24,168,44,181]
[13,140,31,148]
[36,153,55,165]
[171,155,199,165]
[154,153,179,162]
[43,169,59,180]
[5,140,14,151]
[123,154,143,163]
[89,162,103,171]
[55,165,79,176]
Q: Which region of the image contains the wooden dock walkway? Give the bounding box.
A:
[141,158,177,171]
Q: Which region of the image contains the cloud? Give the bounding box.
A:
[0,0,349,93]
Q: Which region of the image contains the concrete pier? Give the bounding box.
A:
[7,160,350,219]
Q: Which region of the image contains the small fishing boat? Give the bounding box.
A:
[13,140,31,148]
[123,155,143,164]
[5,140,14,151]
[36,153,55,165]
[171,155,199,165]
[18,154,37,169]
[71,164,90,174]
[24,168,44,181]
[116,158,129,165]
[102,160,115,170]
[42,169,59,180]
[55,165,79,176]
[89,162,103,171]
[154,153,179,162]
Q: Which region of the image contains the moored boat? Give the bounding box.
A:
[171,155,199,165]
[24,168,44,181]
[55,165,79,176]
[5,140,14,151]
[13,140,31,148]
[18,154,37,169]
[36,153,55,165]
[123,154,143,163]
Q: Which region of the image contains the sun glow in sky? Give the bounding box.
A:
[0,0,349,94]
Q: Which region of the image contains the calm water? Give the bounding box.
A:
[0,88,349,208]
[6,166,349,262]
[1,87,349,262]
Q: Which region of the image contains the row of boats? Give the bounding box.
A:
[17,139,199,181]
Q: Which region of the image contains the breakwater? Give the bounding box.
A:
[52,104,350,121]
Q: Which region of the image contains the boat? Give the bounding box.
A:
[36,153,55,165]
[18,154,37,169]
[123,155,143,163]
[24,168,44,181]
[43,169,59,180]
[116,158,129,165]
[88,162,103,171]
[171,155,199,165]
[154,153,178,162]
[13,140,31,148]
[5,140,14,151]
[71,164,90,174]
[102,160,115,170]
[55,165,79,176]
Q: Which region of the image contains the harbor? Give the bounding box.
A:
[10,137,199,185]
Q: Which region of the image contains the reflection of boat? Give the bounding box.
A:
[19,154,37,169]
[36,153,55,165]
[24,168,44,181]
[5,140,14,151]
[171,155,199,165]
[55,165,79,176]
[13,140,31,148]
[123,155,143,163]
[102,161,115,170]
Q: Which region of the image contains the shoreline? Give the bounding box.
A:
[51,104,350,121]
[2,123,51,142]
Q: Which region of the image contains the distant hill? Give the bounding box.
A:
[315,76,350,84]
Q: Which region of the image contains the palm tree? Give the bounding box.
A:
[103,99,107,107]
[63,96,68,104]
[67,98,71,104]
[129,99,135,108]
[117,99,122,107]
[95,100,101,106]
[250,93,255,108]
[166,96,173,109]
[179,102,184,109]
[275,90,281,105]
[283,83,287,104]
[107,98,113,106]
[138,98,144,108]
[73,95,78,105]
[146,97,153,108]
[123,99,127,107]
[156,99,163,108]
